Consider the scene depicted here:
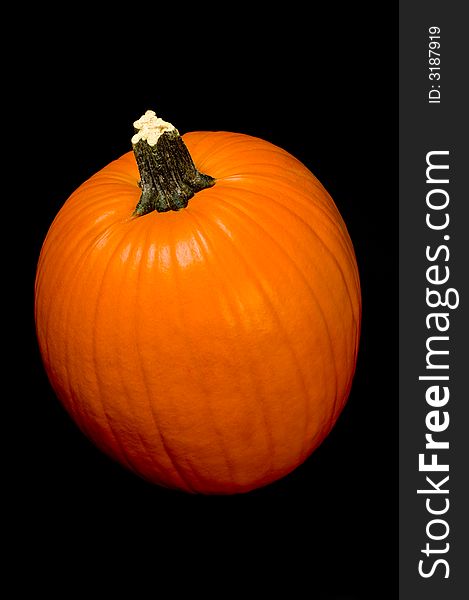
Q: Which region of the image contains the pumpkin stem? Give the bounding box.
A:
[131,110,215,215]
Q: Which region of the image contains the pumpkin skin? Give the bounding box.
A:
[35,131,361,494]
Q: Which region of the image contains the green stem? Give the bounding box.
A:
[132,127,215,216]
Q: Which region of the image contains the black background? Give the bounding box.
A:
[28,7,397,598]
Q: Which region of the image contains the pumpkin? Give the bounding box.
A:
[35,110,361,494]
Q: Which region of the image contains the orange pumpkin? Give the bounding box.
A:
[35,111,361,494]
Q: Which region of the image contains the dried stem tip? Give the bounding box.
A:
[131,110,177,146]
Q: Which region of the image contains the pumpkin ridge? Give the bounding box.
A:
[208,189,342,450]
[86,224,154,473]
[133,221,197,492]
[172,217,238,486]
[186,134,294,178]
[215,190,349,438]
[44,226,137,470]
[243,185,358,420]
[38,221,115,325]
[225,176,359,298]
[201,189,319,461]
[182,130,215,158]
[184,208,276,482]
[39,219,125,389]
[36,192,125,284]
[232,174,344,237]
[113,236,173,484]
[38,223,123,438]
[122,230,175,484]
[221,179,360,346]
[186,132,259,158]
[167,220,237,489]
